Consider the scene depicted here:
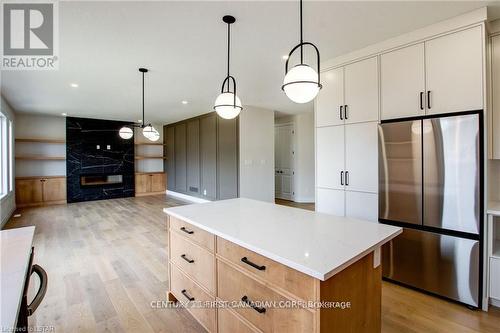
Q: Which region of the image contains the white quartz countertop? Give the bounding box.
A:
[1,226,35,330]
[164,198,402,281]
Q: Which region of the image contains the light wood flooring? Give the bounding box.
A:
[4,195,500,332]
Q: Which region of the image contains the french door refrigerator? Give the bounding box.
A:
[378,111,482,308]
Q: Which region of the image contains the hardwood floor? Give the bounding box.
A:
[4,195,500,332]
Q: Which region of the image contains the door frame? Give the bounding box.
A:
[275,121,295,201]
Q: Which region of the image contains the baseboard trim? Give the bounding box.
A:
[166,190,211,203]
[490,297,500,308]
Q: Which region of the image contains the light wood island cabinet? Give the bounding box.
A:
[164,198,401,332]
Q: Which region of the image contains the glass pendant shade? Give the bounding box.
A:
[119,126,133,139]
[142,125,160,142]
[214,92,242,119]
[283,64,320,104]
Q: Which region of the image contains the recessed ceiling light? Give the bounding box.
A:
[282,55,289,60]
[70,83,79,88]
[138,119,142,123]
[61,113,67,116]
[182,100,188,105]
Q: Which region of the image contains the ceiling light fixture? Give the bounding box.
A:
[119,68,159,141]
[182,100,188,105]
[70,83,79,88]
[214,15,242,120]
[61,113,67,116]
[282,0,322,104]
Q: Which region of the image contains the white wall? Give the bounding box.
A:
[239,106,275,202]
[275,112,315,203]
[1,97,16,228]
[15,113,66,177]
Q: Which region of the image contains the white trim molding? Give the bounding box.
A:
[166,190,211,204]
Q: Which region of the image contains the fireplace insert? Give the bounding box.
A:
[80,174,123,187]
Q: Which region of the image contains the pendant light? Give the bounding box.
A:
[119,68,159,141]
[214,15,242,119]
[282,0,322,103]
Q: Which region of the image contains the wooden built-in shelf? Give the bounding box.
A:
[16,138,65,144]
[16,175,66,180]
[135,171,165,175]
[135,142,165,146]
[16,155,66,160]
[135,156,166,160]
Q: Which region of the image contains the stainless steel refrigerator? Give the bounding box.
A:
[378,111,482,308]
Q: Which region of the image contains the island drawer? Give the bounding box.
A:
[218,307,257,333]
[170,264,216,332]
[170,216,215,252]
[217,260,314,333]
[170,231,215,293]
[216,237,316,301]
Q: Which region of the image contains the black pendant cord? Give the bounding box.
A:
[300,0,303,64]
[142,70,145,128]
[227,22,230,86]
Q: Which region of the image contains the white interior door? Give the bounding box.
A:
[425,25,483,115]
[380,43,426,120]
[275,124,294,200]
[316,188,345,216]
[345,122,378,193]
[344,57,379,124]
[315,67,344,127]
[316,125,344,190]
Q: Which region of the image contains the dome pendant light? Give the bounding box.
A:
[214,15,242,119]
[282,0,322,104]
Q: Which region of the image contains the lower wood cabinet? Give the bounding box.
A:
[135,172,166,196]
[166,215,382,333]
[15,176,66,207]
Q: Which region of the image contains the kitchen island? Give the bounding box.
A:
[163,198,401,332]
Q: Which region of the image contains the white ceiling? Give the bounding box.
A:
[1,1,498,124]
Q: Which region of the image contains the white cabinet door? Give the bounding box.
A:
[491,35,500,159]
[344,57,379,124]
[345,191,378,222]
[315,67,344,127]
[316,126,344,190]
[381,43,426,120]
[425,26,483,115]
[316,188,345,216]
[345,122,378,193]
[490,258,500,300]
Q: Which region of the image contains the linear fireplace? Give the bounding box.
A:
[80,174,123,187]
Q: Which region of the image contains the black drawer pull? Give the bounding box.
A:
[339,105,343,120]
[181,289,195,301]
[241,296,266,314]
[181,254,194,263]
[241,257,266,271]
[180,227,194,234]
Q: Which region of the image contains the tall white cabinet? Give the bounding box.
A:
[380,26,483,120]
[316,57,379,222]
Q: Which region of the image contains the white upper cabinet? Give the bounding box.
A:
[425,26,483,115]
[344,57,379,124]
[491,35,500,159]
[315,67,344,127]
[345,122,378,193]
[381,44,426,120]
[316,126,344,190]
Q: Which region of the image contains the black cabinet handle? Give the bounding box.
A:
[181,254,194,263]
[27,264,48,316]
[420,92,424,110]
[339,105,343,120]
[241,257,266,271]
[181,289,195,301]
[427,91,431,109]
[180,227,194,234]
[241,296,266,314]
[340,171,344,186]
[344,105,348,119]
[345,171,349,186]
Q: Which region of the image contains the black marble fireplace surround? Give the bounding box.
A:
[66,117,135,203]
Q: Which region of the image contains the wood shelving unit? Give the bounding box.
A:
[16,155,66,160]
[135,142,165,146]
[16,138,65,144]
[135,156,166,160]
